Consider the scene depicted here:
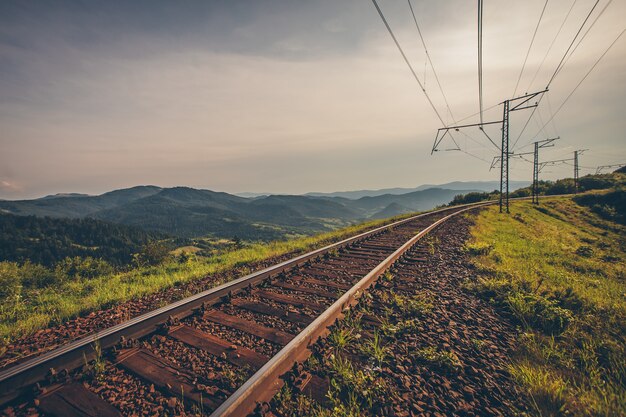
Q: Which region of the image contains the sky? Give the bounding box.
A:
[1,0,625,199]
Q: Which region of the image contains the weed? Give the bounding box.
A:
[328,328,355,351]
[360,331,388,368]
[324,353,389,415]
[471,338,486,350]
[390,292,433,316]
[381,271,394,283]
[413,346,461,374]
[506,292,572,335]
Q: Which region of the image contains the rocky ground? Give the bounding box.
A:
[271,213,530,417]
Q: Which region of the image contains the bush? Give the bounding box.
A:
[55,256,114,280]
[132,242,171,267]
[0,262,21,299]
[20,261,58,289]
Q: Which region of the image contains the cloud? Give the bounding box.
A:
[0,180,22,193]
[0,0,624,199]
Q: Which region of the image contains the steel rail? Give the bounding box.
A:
[210,202,492,417]
[0,201,487,405]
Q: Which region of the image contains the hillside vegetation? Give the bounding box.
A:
[466,194,625,416]
[450,172,625,206]
[0,210,424,346]
[0,186,471,239]
[0,213,165,267]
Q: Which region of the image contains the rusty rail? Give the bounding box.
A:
[0,201,489,406]
[210,203,490,416]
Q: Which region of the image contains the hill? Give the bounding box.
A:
[0,186,477,239]
[304,180,530,199]
[0,213,163,266]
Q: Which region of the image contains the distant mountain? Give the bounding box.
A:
[305,180,530,199]
[41,193,90,199]
[0,185,480,239]
[0,185,162,218]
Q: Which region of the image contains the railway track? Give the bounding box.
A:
[0,202,491,417]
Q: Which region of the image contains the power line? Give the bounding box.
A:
[456,102,501,124]
[478,0,484,124]
[526,0,578,92]
[534,27,625,135]
[547,0,600,88]
[370,0,447,127]
[407,0,455,121]
[372,0,490,163]
[558,0,614,78]
[512,0,600,152]
[512,0,549,97]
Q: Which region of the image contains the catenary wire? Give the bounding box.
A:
[526,0,578,92]
[478,0,484,124]
[407,0,456,122]
[533,28,625,136]
[512,0,549,97]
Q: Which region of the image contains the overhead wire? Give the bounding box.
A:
[533,27,625,136]
[557,0,614,77]
[407,0,455,122]
[370,0,447,127]
[372,0,492,164]
[478,0,484,124]
[512,0,602,152]
[546,0,600,88]
[512,0,549,97]
[526,0,578,92]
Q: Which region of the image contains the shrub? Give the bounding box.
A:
[132,241,171,267]
[19,261,58,289]
[55,256,114,280]
[0,262,21,299]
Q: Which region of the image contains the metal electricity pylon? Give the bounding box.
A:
[532,137,559,204]
[489,137,558,204]
[433,89,547,213]
[573,149,587,194]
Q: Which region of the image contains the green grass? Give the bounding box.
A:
[0,210,425,350]
[467,195,626,416]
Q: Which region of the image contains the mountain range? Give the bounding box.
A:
[237,180,530,199]
[0,185,485,239]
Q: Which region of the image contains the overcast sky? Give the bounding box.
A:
[1,0,624,199]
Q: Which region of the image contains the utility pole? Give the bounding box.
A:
[499,90,548,213]
[532,137,559,204]
[573,149,587,194]
[574,150,579,194]
[533,142,539,204]
[432,89,547,214]
[500,100,510,213]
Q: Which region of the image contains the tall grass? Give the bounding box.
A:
[0,211,423,347]
[467,197,626,416]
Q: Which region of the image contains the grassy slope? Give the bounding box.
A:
[0,210,426,345]
[467,197,625,416]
